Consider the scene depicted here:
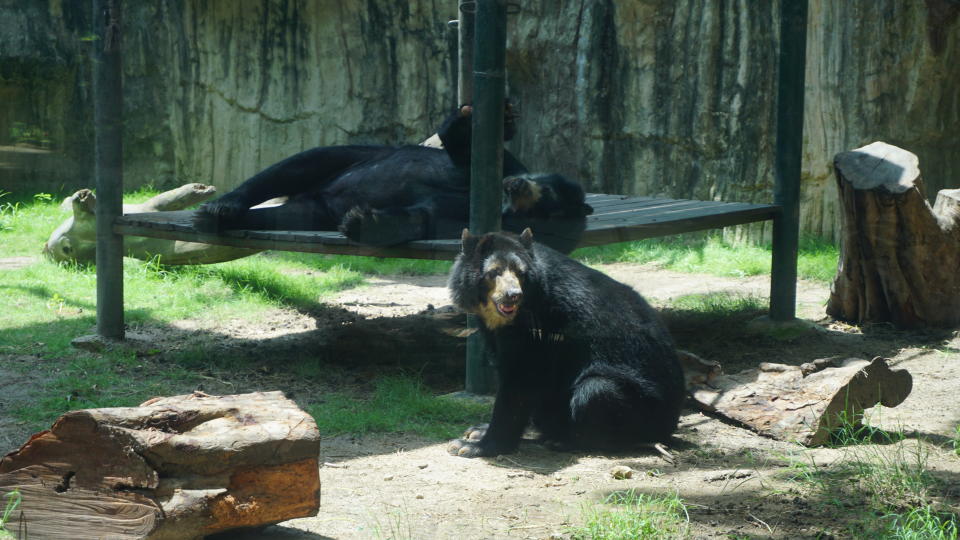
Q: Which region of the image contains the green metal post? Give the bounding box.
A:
[457,3,475,106]
[465,0,507,394]
[770,0,808,321]
[93,0,125,339]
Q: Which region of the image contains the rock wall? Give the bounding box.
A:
[1,0,957,241]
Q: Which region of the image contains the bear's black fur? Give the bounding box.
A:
[447,229,685,457]
[194,107,592,252]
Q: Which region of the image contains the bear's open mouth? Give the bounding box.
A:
[496,302,518,317]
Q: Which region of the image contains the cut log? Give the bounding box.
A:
[0,391,320,540]
[44,184,261,265]
[826,142,960,328]
[689,357,912,446]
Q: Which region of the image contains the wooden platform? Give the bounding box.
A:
[114,194,780,260]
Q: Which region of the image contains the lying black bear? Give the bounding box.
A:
[447,229,685,457]
[194,106,593,253]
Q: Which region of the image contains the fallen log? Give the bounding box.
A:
[43,184,261,265]
[826,141,960,328]
[0,391,320,540]
[689,357,912,446]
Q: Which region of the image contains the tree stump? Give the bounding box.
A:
[827,141,960,328]
[689,357,912,446]
[0,391,320,540]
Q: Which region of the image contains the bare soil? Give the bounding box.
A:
[4,263,960,539]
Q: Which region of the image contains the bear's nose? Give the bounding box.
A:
[504,177,526,194]
[504,290,522,304]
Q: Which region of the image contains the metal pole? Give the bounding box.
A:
[457,2,475,106]
[93,0,125,339]
[770,0,807,322]
[465,0,507,394]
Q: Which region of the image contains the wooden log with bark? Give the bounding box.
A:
[43,183,261,265]
[689,357,912,446]
[826,142,960,328]
[0,391,320,540]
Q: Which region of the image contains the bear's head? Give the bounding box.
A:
[449,228,536,329]
[502,173,593,219]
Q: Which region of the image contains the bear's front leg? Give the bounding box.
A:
[447,388,530,458]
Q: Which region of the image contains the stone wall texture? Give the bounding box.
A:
[1,0,957,241]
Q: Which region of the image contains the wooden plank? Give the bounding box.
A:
[579,206,781,247]
[115,196,780,259]
[590,198,698,214]
[589,201,775,225]
[115,223,461,261]
[590,199,715,219]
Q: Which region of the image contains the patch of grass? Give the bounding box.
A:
[0,191,62,245]
[370,504,415,540]
[0,193,375,426]
[569,489,690,540]
[11,352,203,428]
[573,233,838,283]
[828,407,906,447]
[0,490,21,539]
[785,412,954,538]
[667,292,767,315]
[660,292,767,341]
[277,251,451,276]
[879,505,959,539]
[305,377,489,439]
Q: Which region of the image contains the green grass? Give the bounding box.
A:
[667,292,767,316]
[0,192,373,424]
[0,490,20,539]
[953,425,960,457]
[305,377,489,439]
[276,251,451,276]
[569,490,690,540]
[881,505,959,539]
[0,191,62,246]
[659,292,768,344]
[785,410,957,539]
[574,233,838,283]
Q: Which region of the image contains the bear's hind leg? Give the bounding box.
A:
[568,374,679,450]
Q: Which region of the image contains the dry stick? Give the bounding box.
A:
[749,513,774,533]
[653,442,676,465]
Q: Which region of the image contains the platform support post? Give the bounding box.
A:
[770,0,808,322]
[93,0,125,339]
[464,0,507,394]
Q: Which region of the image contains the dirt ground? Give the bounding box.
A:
[3,262,960,539]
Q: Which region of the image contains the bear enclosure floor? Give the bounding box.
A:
[114,194,781,260]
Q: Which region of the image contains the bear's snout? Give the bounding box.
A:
[504,176,528,195]
[502,290,522,304]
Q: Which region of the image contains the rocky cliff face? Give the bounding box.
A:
[1,0,957,241]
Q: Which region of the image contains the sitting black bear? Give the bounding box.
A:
[447,229,685,457]
[194,106,593,253]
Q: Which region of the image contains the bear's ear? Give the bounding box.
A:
[519,227,534,249]
[460,228,478,254]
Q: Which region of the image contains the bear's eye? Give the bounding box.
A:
[484,269,499,280]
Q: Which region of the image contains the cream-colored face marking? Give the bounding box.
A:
[476,256,524,329]
[478,296,512,329]
[509,180,543,212]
